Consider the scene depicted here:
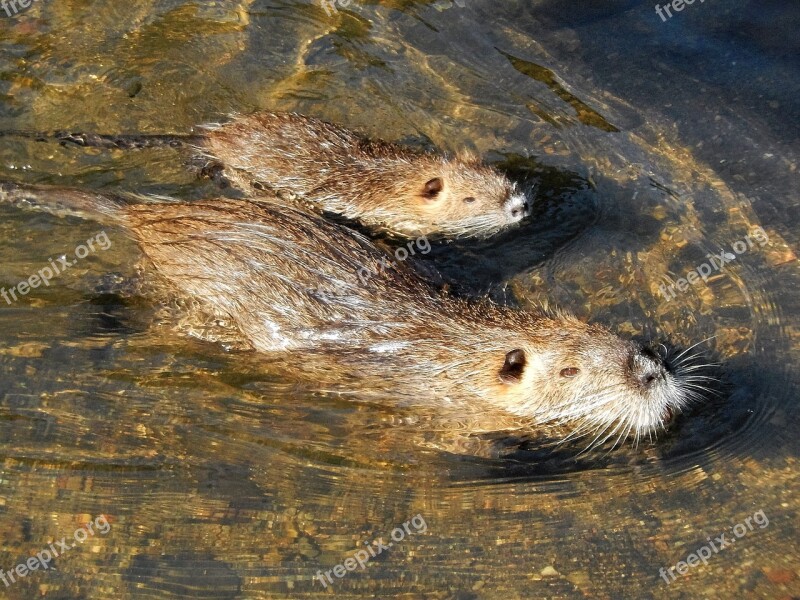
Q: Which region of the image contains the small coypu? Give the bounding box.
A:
[1,112,532,238]
[197,112,532,238]
[0,181,698,443]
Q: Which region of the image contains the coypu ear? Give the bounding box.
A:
[499,348,526,384]
[422,177,444,199]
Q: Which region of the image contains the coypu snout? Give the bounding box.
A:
[564,340,692,446]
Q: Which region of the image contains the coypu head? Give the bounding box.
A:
[393,154,530,238]
[469,311,700,447]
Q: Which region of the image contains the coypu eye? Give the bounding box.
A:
[560,367,580,378]
[463,197,476,204]
[499,348,526,384]
[422,177,444,199]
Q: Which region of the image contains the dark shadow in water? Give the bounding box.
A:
[727,0,800,56]
[528,0,647,28]
[65,273,156,343]
[77,294,143,338]
[658,354,795,463]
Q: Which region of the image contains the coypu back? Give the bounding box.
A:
[124,198,440,352]
[199,112,532,238]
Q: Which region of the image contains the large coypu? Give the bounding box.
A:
[0,182,701,444]
[1,112,532,239]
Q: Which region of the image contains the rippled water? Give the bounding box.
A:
[0,1,798,598]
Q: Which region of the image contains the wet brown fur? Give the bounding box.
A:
[198,112,530,238]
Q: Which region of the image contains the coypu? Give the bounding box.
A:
[196,112,532,238]
[1,112,532,238]
[0,181,700,444]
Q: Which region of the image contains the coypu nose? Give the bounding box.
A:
[639,366,662,387]
[632,346,667,389]
[505,194,531,221]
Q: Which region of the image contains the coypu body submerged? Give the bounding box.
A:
[0,182,697,442]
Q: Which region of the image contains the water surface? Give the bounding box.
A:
[0,1,798,598]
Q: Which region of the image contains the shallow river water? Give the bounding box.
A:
[0,1,798,598]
